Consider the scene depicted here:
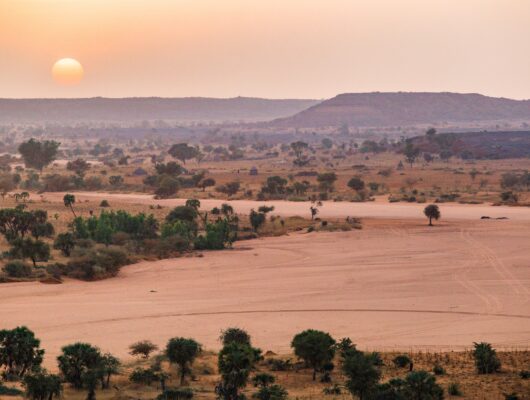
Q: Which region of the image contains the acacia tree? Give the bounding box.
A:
[166,337,202,385]
[18,139,60,171]
[291,329,336,381]
[168,143,199,164]
[423,204,441,226]
[129,340,158,359]
[0,326,44,378]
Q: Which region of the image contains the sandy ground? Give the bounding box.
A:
[1,194,530,367]
[42,191,530,221]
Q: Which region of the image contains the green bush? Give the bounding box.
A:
[0,385,23,396]
[448,382,462,396]
[473,342,501,374]
[2,260,32,278]
[100,200,110,207]
[66,246,131,280]
[433,364,446,375]
[393,354,411,368]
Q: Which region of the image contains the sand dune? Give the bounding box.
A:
[1,208,529,365]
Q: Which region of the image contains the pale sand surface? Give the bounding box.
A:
[42,191,530,221]
[1,194,529,366]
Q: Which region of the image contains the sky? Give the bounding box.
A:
[1,0,530,99]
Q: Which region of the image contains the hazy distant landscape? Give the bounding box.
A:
[1,1,530,399]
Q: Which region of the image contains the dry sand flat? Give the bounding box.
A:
[43,191,530,221]
[1,201,530,365]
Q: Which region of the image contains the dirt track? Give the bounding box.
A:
[1,194,530,366]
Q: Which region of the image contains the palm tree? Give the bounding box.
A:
[63,194,77,217]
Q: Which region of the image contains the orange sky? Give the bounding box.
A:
[1,0,529,99]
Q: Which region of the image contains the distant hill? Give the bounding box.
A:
[268,92,530,128]
[0,97,319,123]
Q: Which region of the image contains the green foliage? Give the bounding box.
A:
[253,384,288,400]
[57,342,101,389]
[317,172,337,192]
[291,329,336,381]
[194,219,236,250]
[66,246,131,280]
[0,326,44,378]
[129,340,158,359]
[342,351,381,400]
[72,210,159,244]
[129,367,159,386]
[66,159,90,177]
[216,181,241,196]
[432,364,446,376]
[2,260,32,278]
[53,232,75,257]
[423,204,441,226]
[472,342,501,374]
[448,381,462,396]
[23,370,62,400]
[0,384,23,396]
[220,328,251,347]
[10,237,50,267]
[166,337,202,385]
[18,138,60,171]
[155,176,180,198]
[261,176,288,197]
[100,200,110,207]
[169,143,199,164]
[252,373,275,388]
[249,209,266,232]
[0,207,52,243]
[348,177,365,191]
[392,355,411,368]
[217,342,256,400]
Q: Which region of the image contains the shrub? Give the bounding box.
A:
[520,370,530,379]
[393,354,411,368]
[2,260,32,278]
[100,200,110,207]
[129,367,159,386]
[66,246,131,280]
[0,385,23,396]
[473,342,501,374]
[433,364,446,375]
[253,384,288,400]
[448,382,462,396]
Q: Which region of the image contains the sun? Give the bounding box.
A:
[52,58,84,85]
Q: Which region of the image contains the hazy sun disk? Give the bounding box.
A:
[52,58,84,85]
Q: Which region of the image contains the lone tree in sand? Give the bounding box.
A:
[63,194,76,218]
[424,204,440,226]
